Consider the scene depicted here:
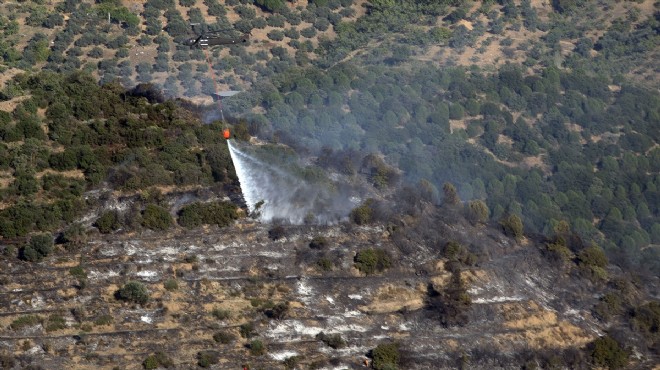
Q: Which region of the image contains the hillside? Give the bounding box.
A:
[0,0,659,369]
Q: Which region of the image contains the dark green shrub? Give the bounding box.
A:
[354,248,391,275]
[116,281,150,305]
[178,201,238,228]
[577,245,609,280]
[143,351,173,369]
[631,301,660,339]
[442,182,460,205]
[141,204,172,231]
[265,302,289,320]
[69,265,87,280]
[20,233,54,262]
[45,314,66,332]
[239,322,255,338]
[589,335,629,369]
[94,210,120,234]
[211,308,231,320]
[249,339,266,356]
[196,351,219,368]
[267,29,285,41]
[94,315,113,326]
[316,257,333,271]
[350,200,373,225]
[371,342,400,370]
[163,279,178,291]
[316,332,346,349]
[283,355,302,369]
[500,214,523,239]
[466,200,489,224]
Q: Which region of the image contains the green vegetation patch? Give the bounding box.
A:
[371,342,400,370]
[141,204,173,231]
[354,248,391,275]
[115,281,150,305]
[10,315,42,330]
[177,201,238,228]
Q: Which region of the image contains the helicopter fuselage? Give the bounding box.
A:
[184,33,249,48]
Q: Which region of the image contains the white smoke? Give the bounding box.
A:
[227,140,359,224]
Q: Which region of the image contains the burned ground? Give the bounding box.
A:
[1,192,655,369]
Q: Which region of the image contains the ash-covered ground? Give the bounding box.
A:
[0,191,624,370]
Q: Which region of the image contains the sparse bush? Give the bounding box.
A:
[239,322,255,338]
[45,314,66,332]
[283,355,302,369]
[316,332,346,349]
[10,315,42,330]
[354,248,391,275]
[197,351,219,368]
[211,308,231,320]
[249,339,266,356]
[316,257,333,271]
[0,353,15,369]
[163,279,178,291]
[143,351,174,369]
[116,281,150,305]
[631,301,660,340]
[443,241,477,266]
[265,302,289,320]
[350,200,374,225]
[94,315,113,326]
[213,331,235,344]
[69,265,87,280]
[593,293,623,322]
[371,342,400,370]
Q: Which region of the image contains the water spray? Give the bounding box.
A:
[227,140,359,225]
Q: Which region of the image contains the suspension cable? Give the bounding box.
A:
[202,47,225,123]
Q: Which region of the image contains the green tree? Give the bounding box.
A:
[466,200,489,225]
[443,182,460,205]
[20,233,53,262]
[500,214,523,239]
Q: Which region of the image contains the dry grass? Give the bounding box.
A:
[497,300,593,349]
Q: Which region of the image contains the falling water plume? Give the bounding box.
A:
[227,140,358,224]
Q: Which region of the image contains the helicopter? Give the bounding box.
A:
[182,23,250,49]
